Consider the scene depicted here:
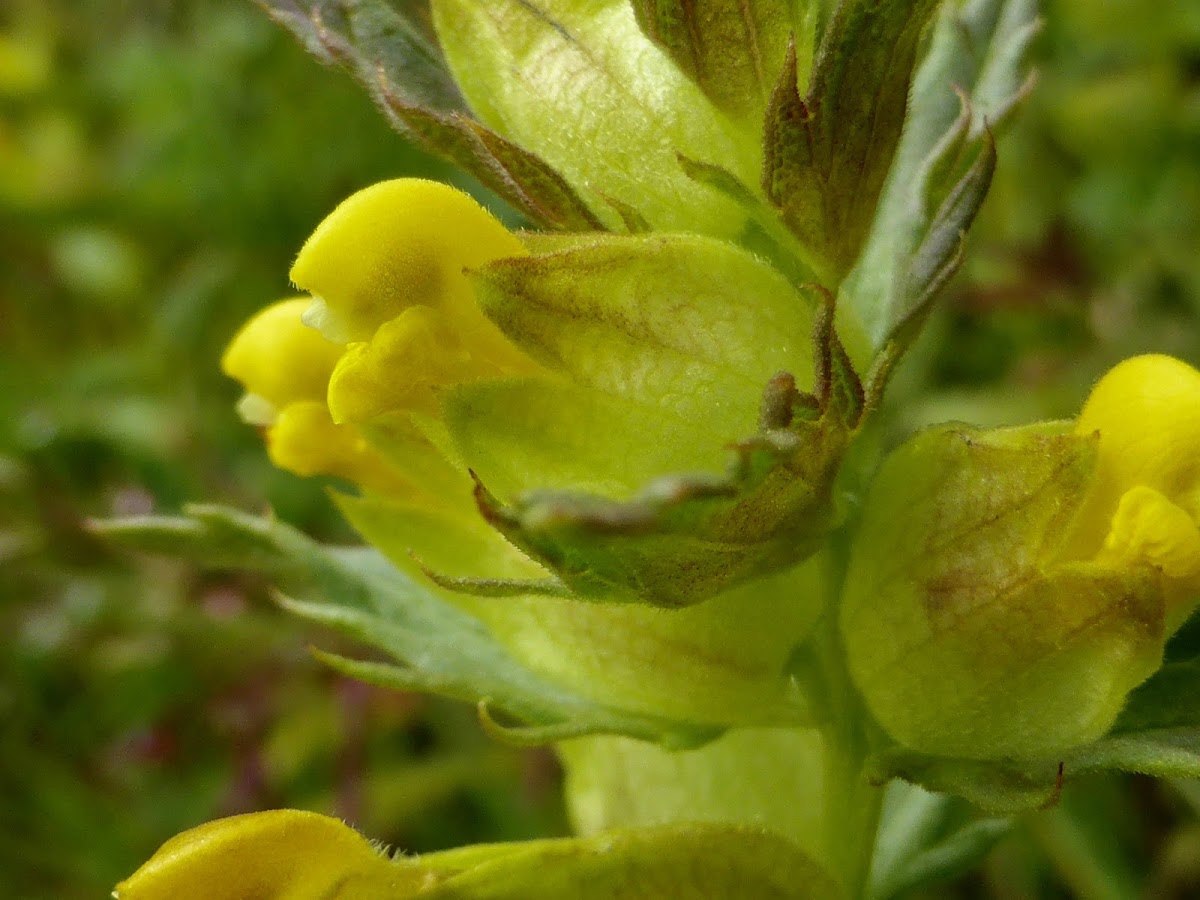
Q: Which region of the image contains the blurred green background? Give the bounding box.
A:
[0,0,1197,897]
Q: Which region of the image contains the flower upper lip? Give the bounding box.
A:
[288,179,539,426]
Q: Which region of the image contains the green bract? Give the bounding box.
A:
[431,0,765,236]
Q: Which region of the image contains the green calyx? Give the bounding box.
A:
[630,0,819,124]
[841,422,1170,762]
[446,276,869,609]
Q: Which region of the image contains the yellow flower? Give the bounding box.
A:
[222,179,542,513]
[114,809,425,899]
[1069,354,1200,628]
[841,354,1200,760]
[221,297,410,496]
[290,178,541,424]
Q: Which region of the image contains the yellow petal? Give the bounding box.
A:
[326,304,539,424]
[290,179,528,343]
[1102,485,1200,581]
[221,298,343,416]
[1099,484,1200,630]
[114,809,426,900]
[326,306,460,422]
[1067,354,1200,560]
[1076,354,1200,519]
[268,401,412,497]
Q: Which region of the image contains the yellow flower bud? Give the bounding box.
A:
[290,179,539,425]
[114,809,424,899]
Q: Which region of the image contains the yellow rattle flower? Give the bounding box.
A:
[841,353,1200,761]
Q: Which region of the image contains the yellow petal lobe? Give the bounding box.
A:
[115,809,426,900]
[1075,354,1200,521]
[290,178,528,343]
[267,402,411,497]
[291,179,540,424]
[1101,485,1200,581]
[221,298,343,418]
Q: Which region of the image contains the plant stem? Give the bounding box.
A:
[813,525,885,899]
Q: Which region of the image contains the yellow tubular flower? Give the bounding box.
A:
[288,179,541,426]
[221,298,412,497]
[115,809,425,899]
[1071,354,1200,628]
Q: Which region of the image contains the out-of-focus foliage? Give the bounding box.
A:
[0,1,562,897]
[897,0,1200,435]
[3,0,1200,897]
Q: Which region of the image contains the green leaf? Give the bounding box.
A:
[416,823,844,899]
[257,0,604,230]
[255,0,461,111]
[1112,657,1200,733]
[674,154,822,286]
[93,505,722,749]
[867,782,1011,900]
[843,0,1039,356]
[443,283,864,608]
[630,0,817,120]
[1061,659,1200,780]
[470,432,840,607]
[880,127,996,356]
[867,750,1063,815]
[430,0,761,237]
[375,96,607,231]
[761,0,942,282]
[1070,729,1200,781]
[869,658,1200,811]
